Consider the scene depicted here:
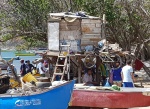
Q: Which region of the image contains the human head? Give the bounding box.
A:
[87,69,92,75]
[40,59,44,63]
[20,59,24,63]
[25,60,28,64]
[115,61,120,68]
[27,60,30,64]
[10,64,14,68]
[126,60,132,65]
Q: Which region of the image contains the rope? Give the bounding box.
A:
[64,17,77,22]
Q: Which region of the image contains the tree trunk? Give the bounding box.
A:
[144,43,150,59]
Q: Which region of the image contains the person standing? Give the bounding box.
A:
[109,62,122,87]
[121,60,135,87]
[20,59,27,76]
[26,60,34,73]
[37,59,46,77]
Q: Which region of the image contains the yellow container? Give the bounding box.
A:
[22,73,38,83]
[9,78,21,88]
[63,51,68,56]
[33,73,41,77]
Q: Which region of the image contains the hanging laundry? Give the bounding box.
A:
[99,63,107,77]
[134,59,144,71]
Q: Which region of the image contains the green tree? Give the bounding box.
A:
[1,0,149,59]
[1,0,52,48]
[105,0,150,59]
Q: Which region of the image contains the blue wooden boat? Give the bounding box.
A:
[0,80,75,109]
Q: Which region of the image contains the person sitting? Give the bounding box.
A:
[83,69,98,86]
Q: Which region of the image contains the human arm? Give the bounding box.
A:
[41,65,46,73]
[131,72,135,82]
[121,71,124,82]
[7,67,9,72]
[109,69,113,84]
[31,64,34,69]
[20,64,26,75]
[20,65,22,73]
[130,66,135,82]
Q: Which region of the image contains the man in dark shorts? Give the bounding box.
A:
[121,60,135,87]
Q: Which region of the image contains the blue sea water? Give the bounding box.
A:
[1,51,41,74]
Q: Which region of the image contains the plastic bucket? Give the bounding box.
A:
[22,73,37,83]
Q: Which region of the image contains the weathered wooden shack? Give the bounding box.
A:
[47,12,103,52]
[45,12,105,83]
[41,12,150,85]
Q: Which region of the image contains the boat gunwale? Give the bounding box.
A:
[74,86,150,93]
[0,80,73,98]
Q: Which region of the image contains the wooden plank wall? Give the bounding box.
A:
[59,18,102,49]
[59,19,81,40]
[81,19,102,48]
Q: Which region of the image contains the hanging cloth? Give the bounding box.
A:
[99,63,107,77]
[134,59,144,71]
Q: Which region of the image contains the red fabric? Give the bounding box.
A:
[134,59,144,71]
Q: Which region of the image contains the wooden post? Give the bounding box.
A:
[78,65,81,83]
[77,56,82,83]
[96,56,100,85]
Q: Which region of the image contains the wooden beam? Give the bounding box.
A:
[89,38,101,41]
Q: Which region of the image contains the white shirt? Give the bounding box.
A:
[122,65,133,82]
[37,62,45,74]
[37,62,41,69]
[83,73,92,83]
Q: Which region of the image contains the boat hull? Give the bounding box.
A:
[70,88,150,108]
[0,80,75,109]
